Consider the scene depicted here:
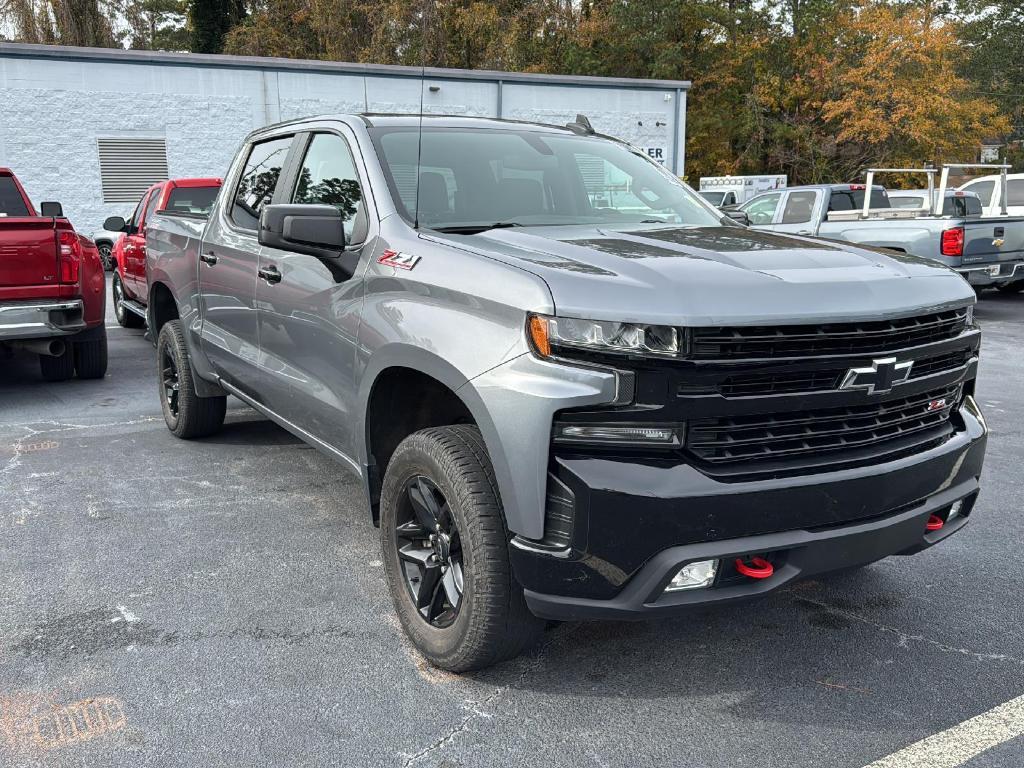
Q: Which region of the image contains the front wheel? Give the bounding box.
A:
[156,319,226,439]
[380,425,543,672]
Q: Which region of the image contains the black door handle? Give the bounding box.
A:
[200,252,218,265]
[258,265,282,284]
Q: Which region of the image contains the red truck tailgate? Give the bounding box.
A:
[0,217,59,288]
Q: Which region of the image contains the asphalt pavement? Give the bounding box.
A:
[1,280,1023,768]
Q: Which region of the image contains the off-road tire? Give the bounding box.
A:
[39,346,74,382]
[113,274,144,328]
[380,425,544,672]
[156,319,226,439]
[74,330,108,379]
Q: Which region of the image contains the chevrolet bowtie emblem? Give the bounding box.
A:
[993,238,1005,248]
[840,357,913,395]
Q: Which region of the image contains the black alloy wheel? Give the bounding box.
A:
[395,476,464,628]
[161,342,181,418]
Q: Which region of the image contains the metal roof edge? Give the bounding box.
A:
[0,42,691,91]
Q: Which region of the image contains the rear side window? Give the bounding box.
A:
[292,133,365,242]
[781,191,817,223]
[0,176,30,217]
[166,185,219,217]
[963,180,994,206]
[232,136,293,229]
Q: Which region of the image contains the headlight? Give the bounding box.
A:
[529,314,680,357]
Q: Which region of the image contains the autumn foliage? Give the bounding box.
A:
[1,0,1015,183]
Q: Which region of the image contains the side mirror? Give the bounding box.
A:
[723,209,750,226]
[40,201,64,217]
[258,204,345,259]
[104,216,127,232]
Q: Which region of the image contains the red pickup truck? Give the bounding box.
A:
[0,168,107,381]
[105,178,220,328]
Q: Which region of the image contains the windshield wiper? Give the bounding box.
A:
[433,222,524,235]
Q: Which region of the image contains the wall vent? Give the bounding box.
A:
[97,137,169,203]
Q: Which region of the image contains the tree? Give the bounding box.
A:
[124,0,189,50]
[188,0,244,53]
[1,0,119,46]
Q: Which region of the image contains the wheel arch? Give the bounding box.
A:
[358,346,509,529]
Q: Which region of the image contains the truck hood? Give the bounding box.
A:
[430,225,974,325]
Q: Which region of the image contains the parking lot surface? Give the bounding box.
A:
[2,281,1023,768]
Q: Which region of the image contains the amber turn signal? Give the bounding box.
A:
[529,315,551,357]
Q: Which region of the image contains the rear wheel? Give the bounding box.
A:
[74,330,108,379]
[39,345,74,382]
[113,274,144,328]
[156,319,226,439]
[380,425,543,672]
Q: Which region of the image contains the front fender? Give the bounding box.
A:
[458,354,616,539]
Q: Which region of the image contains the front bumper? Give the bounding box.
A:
[0,299,86,341]
[512,400,987,621]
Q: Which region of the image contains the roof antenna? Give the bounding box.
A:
[566,114,595,136]
[413,0,430,230]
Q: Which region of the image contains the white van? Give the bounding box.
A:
[698,175,787,207]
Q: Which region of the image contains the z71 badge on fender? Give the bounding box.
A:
[378,249,421,270]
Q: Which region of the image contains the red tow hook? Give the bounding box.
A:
[926,514,945,532]
[735,557,774,580]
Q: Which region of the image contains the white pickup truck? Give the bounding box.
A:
[738,165,1024,290]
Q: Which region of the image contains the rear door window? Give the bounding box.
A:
[0,176,30,217]
[780,191,817,223]
[743,193,781,225]
[232,136,293,229]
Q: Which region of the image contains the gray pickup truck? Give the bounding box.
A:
[147,114,987,671]
[739,179,1024,288]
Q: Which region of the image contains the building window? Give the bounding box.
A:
[97,137,169,203]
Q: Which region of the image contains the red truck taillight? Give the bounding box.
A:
[58,230,81,283]
[941,227,964,257]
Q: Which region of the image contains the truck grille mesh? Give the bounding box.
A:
[687,384,961,464]
[690,309,968,360]
[715,347,973,397]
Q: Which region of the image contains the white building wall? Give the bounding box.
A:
[0,45,688,235]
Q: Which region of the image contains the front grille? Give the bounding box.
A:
[690,309,968,360]
[687,384,961,465]
[714,347,973,398]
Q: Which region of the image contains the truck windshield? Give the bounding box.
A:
[369,126,722,232]
[0,176,30,217]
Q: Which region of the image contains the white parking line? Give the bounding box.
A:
[864,693,1024,767]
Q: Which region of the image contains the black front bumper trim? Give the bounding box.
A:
[523,479,977,621]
